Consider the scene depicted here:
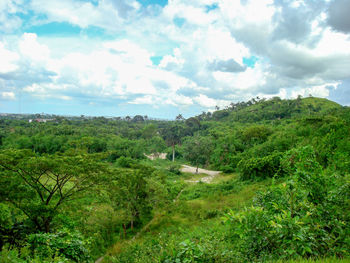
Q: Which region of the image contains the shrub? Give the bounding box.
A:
[27,229,90,262]
[164,239,204,263]
[224,147,350,261]
[220,165,235,174]
[168,164,181,175]
[237,152,282,180]
[116,156,136,168]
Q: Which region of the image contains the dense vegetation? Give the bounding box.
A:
[0,96,349,262]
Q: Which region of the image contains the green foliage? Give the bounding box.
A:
[106,223,239,263]
[108,165,155,232]
[0,149,108,234]
[1,98,350,262]
[144,136,167,155]
[27,229,90,262]
[116,156,137,168]
[242,125,272,145]
[183,136,214,170]
[107,136,145,161]
[209,133,243,170]
[164,239,204,263]
[238,152,282,180]
[224,147,350,261]
[167,164,181,175]
[180,179,242,201]
[220,165,235,174]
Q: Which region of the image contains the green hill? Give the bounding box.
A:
[207,96,342,123]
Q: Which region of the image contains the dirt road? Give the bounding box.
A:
[180,165,221,183]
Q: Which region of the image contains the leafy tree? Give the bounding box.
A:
[241,125,272,145]
[145,136,166,155]
[0,149,108,233]
[183,136,214,173]
[141,124,157,139]
[185,117,201,135]
[162,124,185,162]
[132,115,144,122]
[109,166,154,236]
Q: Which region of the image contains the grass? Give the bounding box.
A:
[102,167,349,262]
[103,170,271,262]
[274,258,350,263]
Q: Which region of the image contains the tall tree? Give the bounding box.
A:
[162,124,184,162]
[108,166,154,235]
[0,149,108,233]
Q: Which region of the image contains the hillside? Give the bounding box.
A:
[206,97,342,123]
[0,97,349,262]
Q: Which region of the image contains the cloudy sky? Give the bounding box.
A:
[0,0,349,118]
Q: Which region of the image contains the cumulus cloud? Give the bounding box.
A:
[19,33,51,62]
[194,94,217,108]
[0,32,204,110]
[1,0,350,116]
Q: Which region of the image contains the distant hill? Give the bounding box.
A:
[203,96,342,123]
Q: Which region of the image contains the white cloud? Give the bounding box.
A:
[163,1,218,26]
[2,33,204,108]
[1,91,16,100]
[159,48,185,70]
[19,33,51,62]
[129,95,156,105]
[0,42,19,73]
[165,94,193,106]
[0,0,24,33]
[29,0,140,31]
[194,94,217,108]
[291,82,340,98]
[1,0,350,115]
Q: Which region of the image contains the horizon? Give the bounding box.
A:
[1,96,346,120]
[1,0,350,118]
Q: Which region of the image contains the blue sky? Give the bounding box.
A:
[0,0,350,118]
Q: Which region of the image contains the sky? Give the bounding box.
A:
[0,0,350,118]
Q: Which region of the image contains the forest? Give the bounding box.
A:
[0,96,349,262]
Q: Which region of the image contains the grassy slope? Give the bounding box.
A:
[102,168,270,262]
[103,168,348,262]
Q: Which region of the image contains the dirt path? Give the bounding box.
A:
[180,165,221,183]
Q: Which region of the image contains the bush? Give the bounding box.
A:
[164,239,204,263]
[237,152,282,180]
[116,156,136,168]
[167,164,181,175]
[220,165,235,174]
[27,229,90,262]
[180,179,241,201]
[224,147,350,261]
